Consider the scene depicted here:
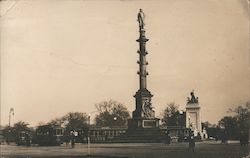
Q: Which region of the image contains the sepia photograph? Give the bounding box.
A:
[0,0,249,158]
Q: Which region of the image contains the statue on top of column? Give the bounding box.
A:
[187,90,199,104]
[137,9,145,30]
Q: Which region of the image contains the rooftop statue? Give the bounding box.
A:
[187,90,199,104]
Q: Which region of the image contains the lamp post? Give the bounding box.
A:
[113,116,117,126]
[87,114,91,156]
[7,108,14,144]
[86,111,98,156]
[177,111,183,126]
[177,110,184,141]
[9,108,14,127]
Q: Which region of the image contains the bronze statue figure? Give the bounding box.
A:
[187,90,199,104]
[137,9,145,30]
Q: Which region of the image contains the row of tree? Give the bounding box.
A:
[201,103,250,140]
[2,100,131,139]
[218,103,249,139]
[2,100,249,141]
[45,100,131,130]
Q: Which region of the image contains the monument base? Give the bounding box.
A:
[114,118,166,143]
[128,118,160,129]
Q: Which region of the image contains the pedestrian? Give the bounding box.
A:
[240,131,249,146]
[188,131,195,152]
[221,130,228,144]
[164,132,171,144]
[65,133,70,147]
[25,132,31,146]
[71,131,75,148]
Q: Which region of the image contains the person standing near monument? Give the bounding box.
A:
[188,131,195,152]
[70,131,75,148]
[164,132,171,144]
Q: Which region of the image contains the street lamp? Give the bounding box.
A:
[86,111,98,156]
[9,108,14,127]
[113,116,118,128]
[88,114,91,126]
[177,111,183,126]
[87,111,98,155]
[7,108,14,145]
[87,114,91,156]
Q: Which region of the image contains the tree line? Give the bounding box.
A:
[2,100,131,141]
[161,102,249,140]
[2,100,249,141]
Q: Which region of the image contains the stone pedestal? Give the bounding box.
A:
[119,118,163,143]
[124,89,162,142]
[186,103,201,135]
[128,118,160,129]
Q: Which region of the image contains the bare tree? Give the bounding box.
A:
[95,100,130,127]
[47,112,88,131]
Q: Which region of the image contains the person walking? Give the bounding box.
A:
[188,131,195,152]
[25,132,31,147]
[65,133,70,147]
[164,132,171,144]
[71,131,75,148]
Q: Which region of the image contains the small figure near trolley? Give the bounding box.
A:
[70,130,78,148]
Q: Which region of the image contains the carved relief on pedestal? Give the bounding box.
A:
[142,98,155,118]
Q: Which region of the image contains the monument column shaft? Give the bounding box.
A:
[138,30,148,90]
[139,60,147,89]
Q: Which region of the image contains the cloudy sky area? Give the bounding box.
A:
[1,0,249,126]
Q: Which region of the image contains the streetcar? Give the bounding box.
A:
[16,131,31,146]
[33,125,64,146]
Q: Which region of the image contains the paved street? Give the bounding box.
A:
[0,141,249,158]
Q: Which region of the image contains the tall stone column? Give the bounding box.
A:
[121,10,164,143]
[132,9,155,120]
[127,9,159,130]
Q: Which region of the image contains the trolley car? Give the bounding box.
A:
[16,131,31,146]
[34,125,64,146]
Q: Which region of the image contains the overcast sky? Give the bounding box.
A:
[1,0,249,126]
